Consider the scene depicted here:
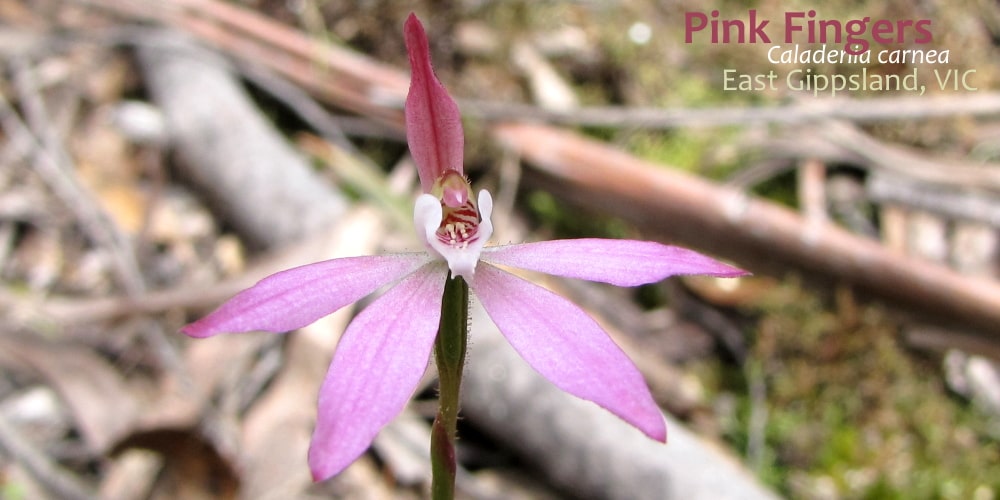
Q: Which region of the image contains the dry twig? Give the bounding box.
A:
[0,413,95,500]
[494,122,1000,351]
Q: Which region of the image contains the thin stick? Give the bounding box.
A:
[3,61,144,293]
[460,93,1000,128]
[0,413,95,500]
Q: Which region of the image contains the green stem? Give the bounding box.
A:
[430,273,468,500]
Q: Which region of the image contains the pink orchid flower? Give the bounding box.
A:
[182,13,747,482]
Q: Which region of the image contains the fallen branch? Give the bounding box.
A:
[868,171,1000,228]
[464,303,779,500]
[137,29,348,250]
[493,122,1000,348]
[461,93,1000,128]
[820,121,1000,194]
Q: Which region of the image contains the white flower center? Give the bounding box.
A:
[414,189,494,281]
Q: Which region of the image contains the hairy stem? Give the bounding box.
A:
[430,274,468,500]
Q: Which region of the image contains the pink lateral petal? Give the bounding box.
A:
[471,263,667,441]
[404,13,464,191]
[181,254,430,337]
[309,263,447,481]
[482,238,746,287]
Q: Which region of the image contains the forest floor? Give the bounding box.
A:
[1,0,999,498]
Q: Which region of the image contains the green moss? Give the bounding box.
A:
[1,481,27,500]
[715,282,1000,499]
[625,130,710,173]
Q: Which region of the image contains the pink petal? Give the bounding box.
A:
[309,263,447,481]
[404,13,464,191]
[181,254,429,337]
[470,263,666,441]
[482,238,746,287]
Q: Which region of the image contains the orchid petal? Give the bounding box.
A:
[482,238,746,287]
[181,254,430,337]
[471,263,666,441]
[309,262,447,481]
[404,13,464,192]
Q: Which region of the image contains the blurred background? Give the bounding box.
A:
[1,0,998,498]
